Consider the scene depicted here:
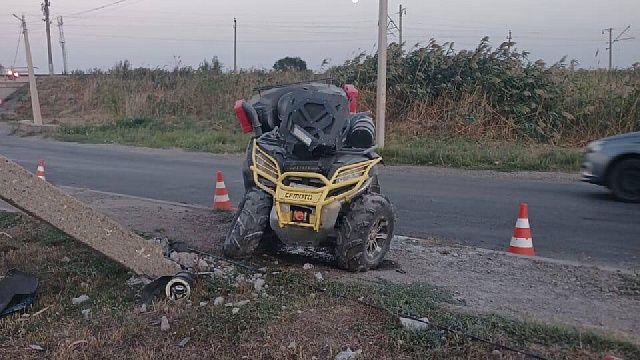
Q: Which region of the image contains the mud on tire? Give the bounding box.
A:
[223,189,272,259]
[335,193,394,272]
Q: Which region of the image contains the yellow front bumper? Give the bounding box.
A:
[250,140,380,231]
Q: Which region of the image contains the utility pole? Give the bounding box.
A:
[506,30,513,52]
[398,4,406,50]
[602,26,634,70]
[13,14,43,125]
[233,18,237,73]
[42,0,54,74]
[57,16,68,75]
[376,0,388,148]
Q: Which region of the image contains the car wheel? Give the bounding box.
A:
[609,158,640,203]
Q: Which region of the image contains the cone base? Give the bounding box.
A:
[507,246,535,256]
[214,201,233,211]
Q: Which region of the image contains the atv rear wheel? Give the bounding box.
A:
[223,189,272,259]
[335,193,394,272]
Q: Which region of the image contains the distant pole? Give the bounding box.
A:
[602,26,634,70]
[507,30,513,53]
[604,27,613,70]
[233,18,237,73]
[14,14,43,125]
[376,0,388,148]
[43,0,54,74]
[57,16,68,75]
[398,4,405,50]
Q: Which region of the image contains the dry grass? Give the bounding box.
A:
[2,211,639,359]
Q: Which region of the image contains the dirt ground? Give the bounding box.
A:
[3,186,637,346]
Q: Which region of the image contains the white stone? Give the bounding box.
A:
[235,300,250,307]
[213,297,225,306]
[399,317,429,331]
[29,344,45,352]
[71,294,89,305]
[303,263,313,270]
[254,278,266,292]
[81,308,91,320]
[314,272,324,282]
[232,307,240,314]
[160,316,170,331]
[335,348,362,360]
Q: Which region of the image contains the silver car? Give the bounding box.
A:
[581,131,640,202]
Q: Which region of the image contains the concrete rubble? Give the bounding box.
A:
[160,316,170,331]
[399,317,430,331]
[71,294,89,305]
[0,155,180,277]
[335,348,362,360]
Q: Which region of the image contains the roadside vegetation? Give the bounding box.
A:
[9,39,640,171]
[2,210,638,358]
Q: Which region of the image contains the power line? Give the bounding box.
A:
[11,26,22,67]
[65,0,130,17]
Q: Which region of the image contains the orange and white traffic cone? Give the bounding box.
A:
[213,171,233,211]
[507,203,535,256]
[35,160,46,181]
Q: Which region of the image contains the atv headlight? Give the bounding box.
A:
[333,166,367,184]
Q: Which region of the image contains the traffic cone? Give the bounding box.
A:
[213,171,233,211]
[35,160,46,181]
[507,203,535,256]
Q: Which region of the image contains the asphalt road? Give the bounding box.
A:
[1,127,638,268]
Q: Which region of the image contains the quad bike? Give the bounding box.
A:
[224,82,395,271]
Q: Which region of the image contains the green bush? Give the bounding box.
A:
[330,38,640,145]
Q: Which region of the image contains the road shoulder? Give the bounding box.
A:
[2,187,638,344]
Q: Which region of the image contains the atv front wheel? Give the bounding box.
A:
[336,194,394,272]
[223,189,272,259]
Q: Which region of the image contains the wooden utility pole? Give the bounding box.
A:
[376,0,388,148]
[603,26,634,70]
[13,14,43,125]
[57,16,68,74]
[233,18,237,73]
[43,0,54,74]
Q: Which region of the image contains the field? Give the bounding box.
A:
[7,41,640,171]
[2,210,639,359]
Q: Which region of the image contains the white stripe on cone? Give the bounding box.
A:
[515,218,530,228]
[509,237,533,248]
[37,166,45,172]
[215,194,230,202]
[216,182,226,189]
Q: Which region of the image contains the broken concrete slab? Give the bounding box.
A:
[0,155,180,278]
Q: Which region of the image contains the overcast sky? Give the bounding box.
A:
[1,0,638,73]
